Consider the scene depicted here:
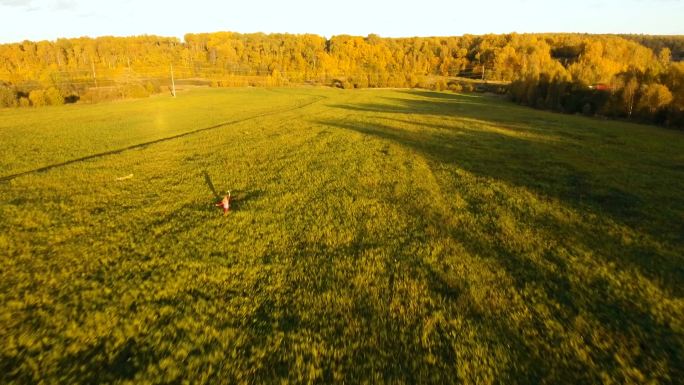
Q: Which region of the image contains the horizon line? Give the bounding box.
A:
[1,30,682,45]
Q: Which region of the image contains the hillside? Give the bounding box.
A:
[1,88,682,384]
[1,32,684,126]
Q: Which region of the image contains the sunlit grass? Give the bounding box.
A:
[1,88,682,384]
[0,88,318,176]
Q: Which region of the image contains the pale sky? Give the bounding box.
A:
[0,0,682,43]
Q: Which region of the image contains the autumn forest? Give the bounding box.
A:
[1,32,683,127]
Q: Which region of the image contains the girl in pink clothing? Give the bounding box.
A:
[215,191,231,216]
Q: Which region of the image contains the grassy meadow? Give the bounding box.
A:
[1,87,683,384]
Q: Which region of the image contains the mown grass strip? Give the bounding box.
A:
[0,94,325,182]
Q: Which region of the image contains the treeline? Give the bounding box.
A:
[508,34,684,127]
[0,35,179,107]
[0,32,682,127]
[620,35,684,61]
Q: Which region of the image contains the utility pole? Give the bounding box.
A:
[170,64,176,97]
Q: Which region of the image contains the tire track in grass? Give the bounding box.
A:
[0,93,326,183]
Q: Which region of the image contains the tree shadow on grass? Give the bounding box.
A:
[25,221,681,385]
[34,191,681,384]
[221,222,681,384]
[18,91,681,385]
[401,198,682,384]
[316,101,684,298]
[312,93,683,377]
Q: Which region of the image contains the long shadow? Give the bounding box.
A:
[35,224,681,384]
[316,92,684,291]
[330,95,505,119]
[329,90,684,226]
[401,195,682,384]
[34,186,680,383]
[231,221,680,383]
[316,118,644,224]
[200,171,265,213]
[399,89,469,100]
[0,95,325,183]
[202,170,220,200]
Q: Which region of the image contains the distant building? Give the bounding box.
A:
[589,83,611,91]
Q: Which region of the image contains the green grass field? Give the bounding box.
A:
[1,87,683,384]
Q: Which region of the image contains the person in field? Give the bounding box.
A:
[215,191,231,216]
